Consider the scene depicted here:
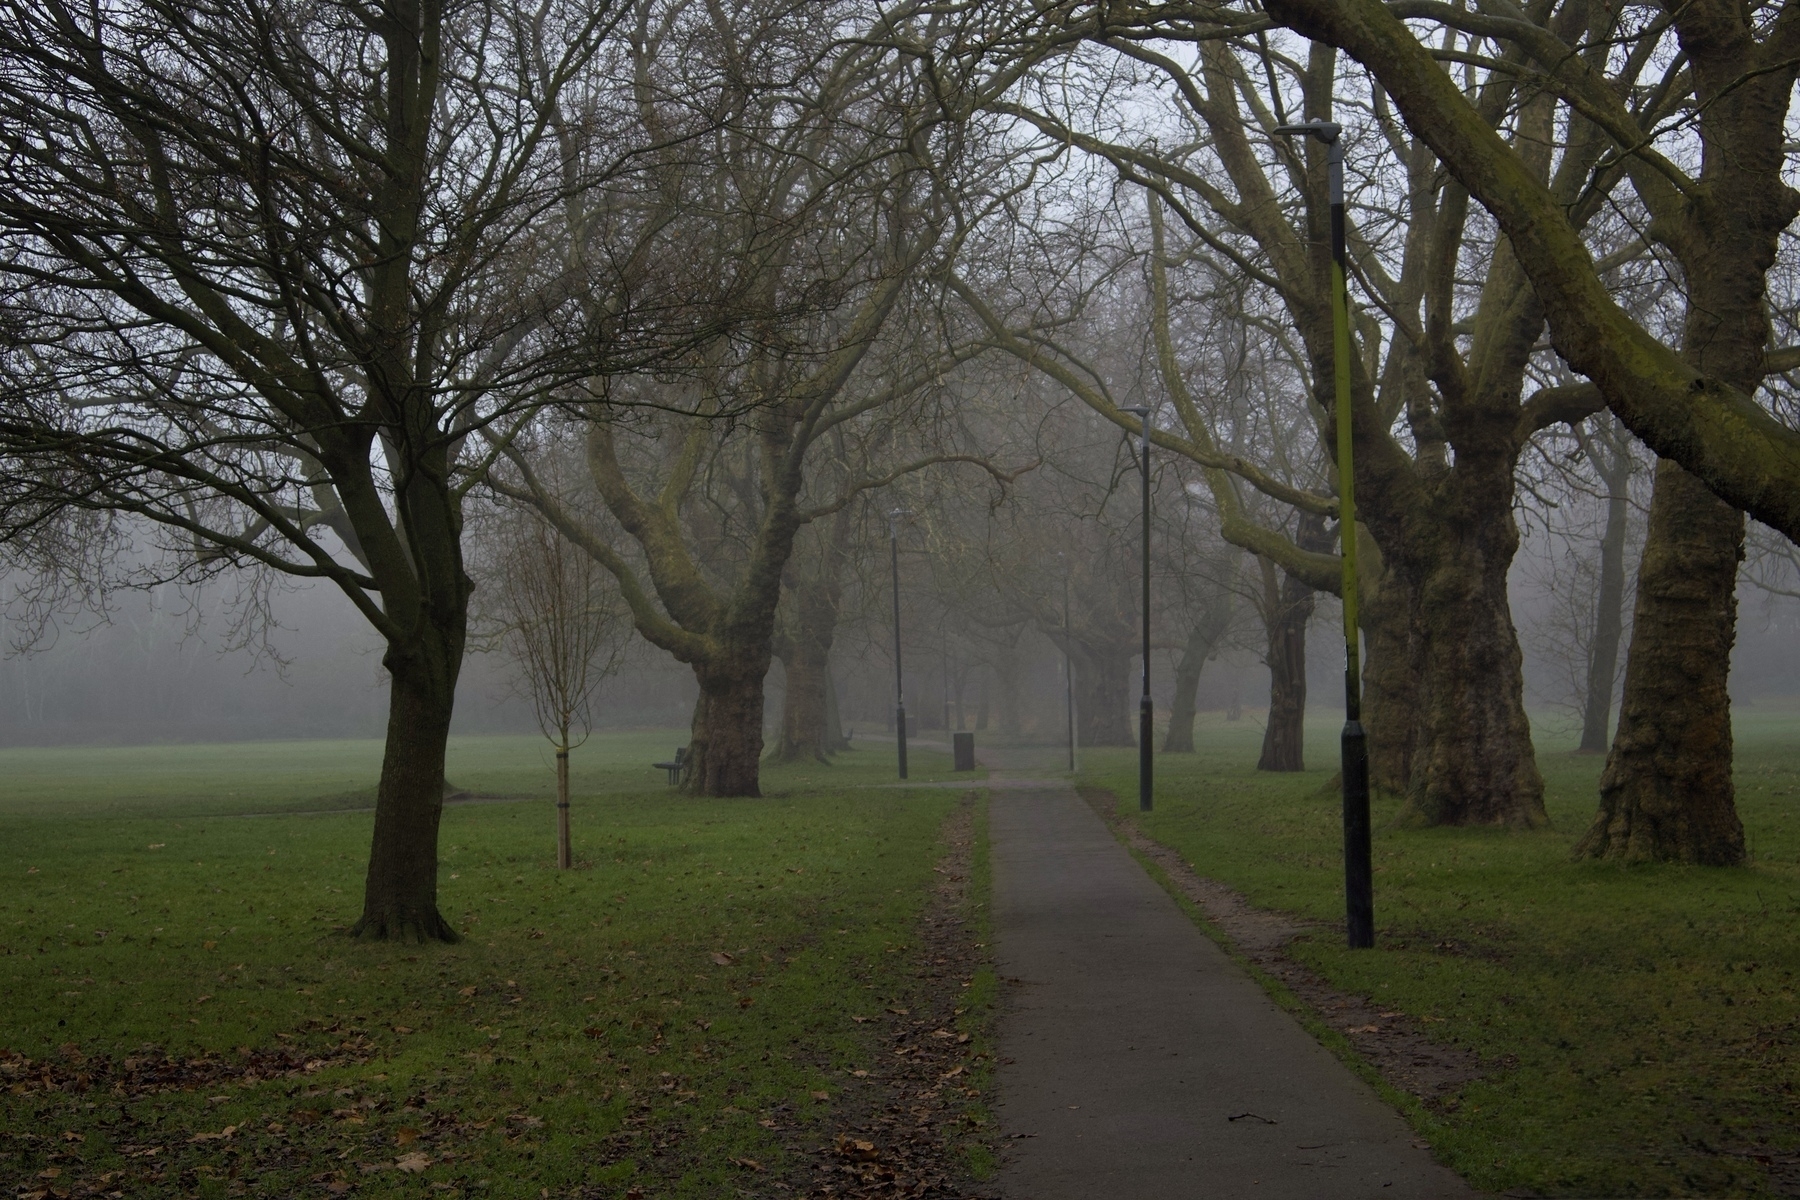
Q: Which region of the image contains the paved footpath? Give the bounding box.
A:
[986,759,1482,1200]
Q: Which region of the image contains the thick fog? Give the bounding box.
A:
[5,510,1795,751]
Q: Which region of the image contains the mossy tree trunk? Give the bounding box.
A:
[1359,563,1420,795]
[1401,488,1545,826]
[688,656,770,797]
[1578,464,1745,862]
[1575,5,1795,865]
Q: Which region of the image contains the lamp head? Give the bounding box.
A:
[1273,119,1342,144]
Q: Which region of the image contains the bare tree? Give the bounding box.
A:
[0,0,717,939]
[481,508,628,869]
[500,1,1021,796]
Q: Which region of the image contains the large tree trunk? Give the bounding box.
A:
[995,645,1022,737]
[1076,651,1132,746]
[1260,515,1326,771]
[687,658,768,797]
[353,639,461,943]
[823,668,850,753]
[1402,484,1547,828]
[1578,436,1632,753]
[1359,562,1419,795]
[1577,463,1746,863]
[1163,634,1205,754]
[772,640,832,763]
[1576,25,1782,863]
[1165,588,1235,754]
[1258,564,1315,772]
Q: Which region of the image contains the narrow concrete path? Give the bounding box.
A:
[985,754,1480,1199]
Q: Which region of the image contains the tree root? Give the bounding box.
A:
[347,905,461,944]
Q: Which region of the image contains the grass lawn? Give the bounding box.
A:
[1081,704,1800,1198]
[0,731,997,1198]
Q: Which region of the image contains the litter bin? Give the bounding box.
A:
[953,731,975,772]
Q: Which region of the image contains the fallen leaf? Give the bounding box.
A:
[851,1070,868,1078]
[1348,1024,1380,1034]
[194,995,213,1005]
[396,1151,431,1173]
[834,1134,879,1162]
[459,986,476,997]
[1379,1011,1404,1019]
[886,1006,909,1015]
[392,1025,413,1035]
[582,1026,605,1039]
[736,995,754,1009]
[941,1065,964,1080]
[58,1131,83,1143]
[957,1032,971,1044]
[148,844,164,850]
[710,952,734,966]
[187,1125,237,1143]
[731,1157,763,1171]
[395,1128,420,1146]
[811,1090,830,1101]
[850,1015,871,1023]
[203,941,217,951]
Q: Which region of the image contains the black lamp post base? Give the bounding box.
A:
[1341,719,1373,948]
[896,705,909,780]
[1139,698,1154,812]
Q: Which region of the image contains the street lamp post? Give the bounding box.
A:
[889,508,912,780]
[1058,550,1075,773]
[1274,117,1373,950]
[1120,405,1153,813]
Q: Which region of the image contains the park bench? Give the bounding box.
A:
[653,746,689,785]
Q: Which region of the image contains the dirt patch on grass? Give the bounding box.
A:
[1079,784,1485,1115]
[767,789,999,1198]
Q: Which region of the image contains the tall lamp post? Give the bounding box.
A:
[889,508,913,780]
[1274,118,1373,950]
[1120,405,1153,813]
[1058,550,1075,773]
